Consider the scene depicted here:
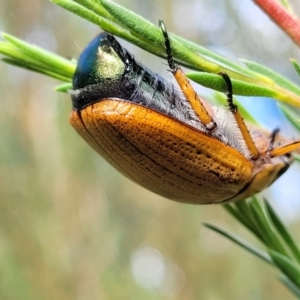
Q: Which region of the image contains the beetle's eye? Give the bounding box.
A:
[73,33,125,90]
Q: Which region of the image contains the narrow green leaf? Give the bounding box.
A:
[74,0,112,19]
[1,58,71,82]
[2,33,75,78]
[174,35,266,80]
[233,200,265,242]
[242,59,300,95]
[203,223,273,265]
[101,0,223,74]
[269,250,300,287]
[55,82,72,92]
[265,201,300,264]
[51,0,122,33]
[279,103,300,131]
[290,59,300,78]
[187,72,277,97]
[102,0,256,81]
[100,0,271,85]
[0,34,75,81]
[51,0,169,62]
[224,203,262,240]
[249,199,289,256]
[100,0,162,43]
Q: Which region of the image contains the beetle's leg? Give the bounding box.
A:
[159,20,217,131]
[270,141,300,156]
[219,72,260,160]
[266,128,300,156]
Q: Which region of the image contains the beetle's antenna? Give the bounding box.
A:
[268,128,280,152]
[159,20,216,131]
[268,128,300,157]
[219,72,259,160]
[264,114,300,157]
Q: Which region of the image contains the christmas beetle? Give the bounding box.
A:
[70,20,300,204]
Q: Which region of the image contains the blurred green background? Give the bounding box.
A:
[1,0,300,299]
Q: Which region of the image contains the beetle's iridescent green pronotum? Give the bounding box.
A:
[70,21,300,204]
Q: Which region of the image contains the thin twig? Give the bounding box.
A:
[253,0,300,47]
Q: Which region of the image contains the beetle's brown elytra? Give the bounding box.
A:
[70,100,253,204]
[70,20,300,204]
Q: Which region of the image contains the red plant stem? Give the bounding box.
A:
[254,0,300,47]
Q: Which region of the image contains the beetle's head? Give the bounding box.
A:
[252,128,296,183]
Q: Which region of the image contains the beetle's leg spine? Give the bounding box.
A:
[159,20,217,131]
[219,72,259,160]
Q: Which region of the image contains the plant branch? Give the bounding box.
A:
[253,0,300,47]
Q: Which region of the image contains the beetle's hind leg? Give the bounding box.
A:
[159,20,216,131]
[219,74,300,159]
[219,72,260,160]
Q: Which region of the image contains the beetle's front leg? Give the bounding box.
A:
[159,20,217,132]
[219,72,260,160]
